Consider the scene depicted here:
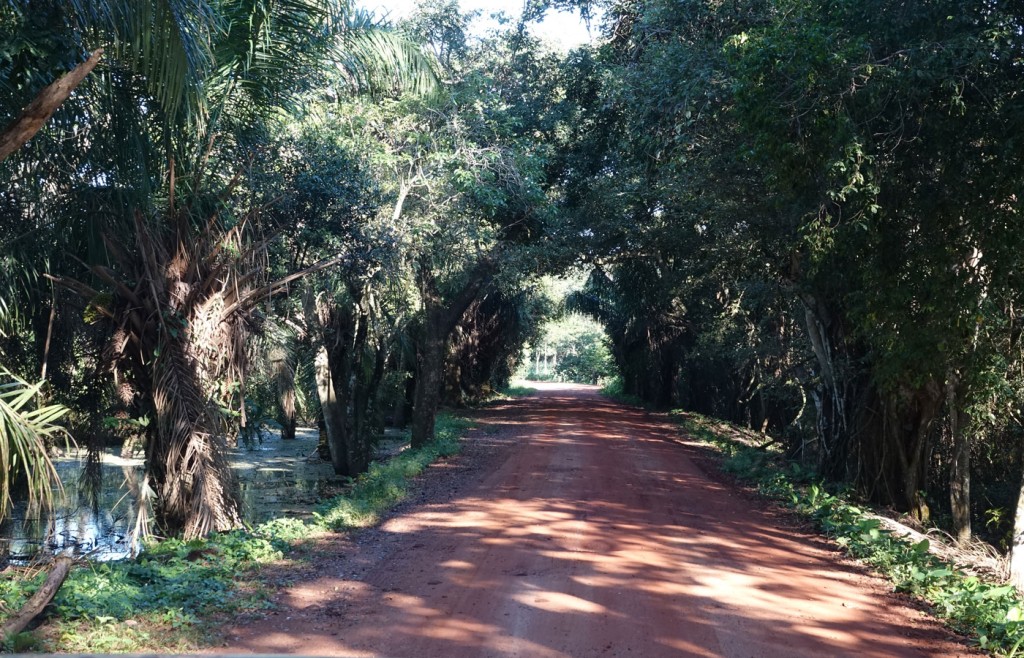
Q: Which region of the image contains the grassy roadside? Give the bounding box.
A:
[678,411,1024,656]
[0,412,474,653]
[494,382,537,400]
[501,385,537,397]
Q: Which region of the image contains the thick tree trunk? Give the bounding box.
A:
[341,308,373,476]
[800,292,944,519]
[390,347,412,428]
[310,289,384,478]
[1,556,73,636]
[409,259,494,448]
[148,339,242,539]
[884,381,943,522]
[947,248,985,543]
[800,295,848,476]
[411,322,446,448]
[949,422,971,542]
[1011,473,1024,594]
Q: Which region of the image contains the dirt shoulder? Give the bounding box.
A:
[213,383,979,657]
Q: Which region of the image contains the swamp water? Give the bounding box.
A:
[0,428,399,564]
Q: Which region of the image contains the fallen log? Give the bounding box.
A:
[1,556,74,637]
[870,513,1007,580]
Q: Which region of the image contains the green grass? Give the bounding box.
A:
[1,412,474,653]
[496,384,537,399]
[475,380,536,403]
[678,411,1024,656]
[2,530,284,652]
[315,414,469,530]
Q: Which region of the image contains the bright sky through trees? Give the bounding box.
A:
[362,0,598,50]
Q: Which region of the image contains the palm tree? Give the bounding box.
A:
[2,0,439,538]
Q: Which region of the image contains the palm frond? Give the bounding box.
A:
[103,0,220,121]
[0,369,70,522]
[207,0,343,117]
[43,0,220,122]
[337,26,441,98]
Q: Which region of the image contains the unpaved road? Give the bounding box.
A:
[220,383,976,657]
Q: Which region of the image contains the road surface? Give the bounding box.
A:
[219,383,975,657]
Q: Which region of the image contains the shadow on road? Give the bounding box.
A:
[226,383,971,658]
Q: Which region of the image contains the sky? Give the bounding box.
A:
[360,0,600,51]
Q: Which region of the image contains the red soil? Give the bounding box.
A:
[216,383,978,657]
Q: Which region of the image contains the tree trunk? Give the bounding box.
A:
[341,306,373,475]
[310,288,384,478]
[409,259,494,448]
[799,295,849,477]
[148,338,242,540]
[947,373,971,544]
[1011,473,1024,594]
[391,347,412,428]
[1,557,73,636]
[411,320,445,448]
[270,346,296,440]
[881,381,943,522]
[351,340,387,471]
[314,346,351,475]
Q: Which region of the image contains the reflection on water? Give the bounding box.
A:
[1,427,350,565]
[0,455,143,563]
[233,428,343,523]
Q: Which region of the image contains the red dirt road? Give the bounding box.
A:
[220,383,976,657]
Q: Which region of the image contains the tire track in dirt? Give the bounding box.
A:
[217,383,978,657]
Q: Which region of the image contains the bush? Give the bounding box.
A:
[600,376,644,406]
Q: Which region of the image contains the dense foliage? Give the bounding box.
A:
[0,0,559,539]
[558,0,1024,588]
[524,313,615,385]
[6,0,1024,645]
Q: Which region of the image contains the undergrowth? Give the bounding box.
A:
[501,385,537,398]
[599,376,645,407]
[680,411,1024,656]
[0,412,473,652]
[469,380,536,404]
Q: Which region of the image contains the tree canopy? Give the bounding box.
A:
[5,0,1024,590]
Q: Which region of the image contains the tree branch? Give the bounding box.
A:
[0,50,104,163]
[1,556,74,636]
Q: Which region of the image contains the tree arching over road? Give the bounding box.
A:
[5,0,1024,624]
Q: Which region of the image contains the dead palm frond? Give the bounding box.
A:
[152,334,241,538]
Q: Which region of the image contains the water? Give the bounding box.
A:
[0,427,360,564]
